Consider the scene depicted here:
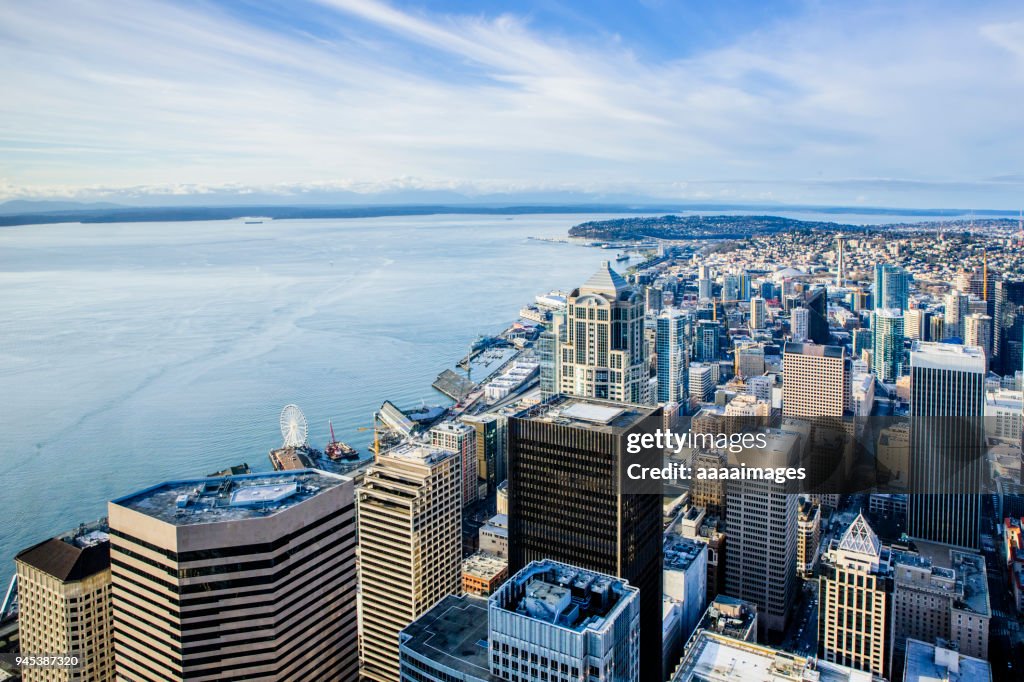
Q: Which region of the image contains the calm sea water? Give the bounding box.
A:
[0,209,961,584]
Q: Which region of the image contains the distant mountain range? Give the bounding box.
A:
[0,195,1017,228]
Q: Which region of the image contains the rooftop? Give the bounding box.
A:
[495,560,637,634]
[693,596,758,642]
[783,342,845,359]
[903,638,991,682]
[673,632,872,682]
[16,520,110,582]
[112,469,349,526]
[462,552,508,579]
[379,441,455,466]
[513,395,658,434]
[399,594,498,681]
[580,261,630,296]
[665,535,706,572]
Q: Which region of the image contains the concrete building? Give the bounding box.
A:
[478,514,508,558]
[431,421,480,506]
[944,291,969,340]
[359,444,462,682]
[797,499,821,577]
[559,262,649,404]
[689,363,715,403]
[850,371,875,417]
[792,307,810,343]
[108,470,357,681]
[964,313,994,366]
[818,514,890,677]
[904,308,931,341]
[782,343,850,418]
[889,542,990,674]
[735,343,766,379]
[664,535,709,644]
[724,429,800,635]
[461,552,508,598]
[695,320,721,363]
[902,638,991,682]
[908,342,986,549]
[15,522,113,682]
[496,480,508,515]
[986,388,1023,442]
[507,397,663,681]
[489,560,640,682]
[398,594,497,682]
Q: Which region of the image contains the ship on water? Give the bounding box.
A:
[324,420,359,461]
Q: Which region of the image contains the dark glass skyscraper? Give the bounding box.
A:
[908,341,986,549]
[804,287,831,345]
[507,397,663,681]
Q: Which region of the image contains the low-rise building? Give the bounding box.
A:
[902,638,991,682]
[462,552,508,597]
[479,513,508,558]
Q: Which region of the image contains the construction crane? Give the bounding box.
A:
[356,414,383,458]
[711,297,747,322]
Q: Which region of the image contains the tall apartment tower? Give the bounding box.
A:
[874,264,910,311]
[904,308,931,341]
[871,308,905,383]
[749,296,767,330]
[657,308,688,404]
[694,319,721,363]
[430,420,479,506]
[944,290,969,339]
[108,470,358,681]
[15,522,113,682]
[489,560,640,682]
[818,514,891,677]
[964,313,993,366]
[908,342,986,549]
[558,262,649,404]
[791,307,810,342]
[359,443,462,682]
[836,236,846,286]
[507,397,663,681]
[723,428,800,635]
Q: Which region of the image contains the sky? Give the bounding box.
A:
[1,0,1023,208]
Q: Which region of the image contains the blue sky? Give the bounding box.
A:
[1,0,1023,208]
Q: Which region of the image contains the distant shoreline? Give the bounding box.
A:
[0,202,1016,229]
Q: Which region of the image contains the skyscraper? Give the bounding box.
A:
[460,412,506,498]
[944,290,968,340]
[749,296,767,330]
[803,287,831,344]
[657,308,688,404]
[694,319,721,363]
[904,308,931,341]
[874,264,910,311]
[782,343,850,418]
[908,342,986,549]
[818,514,890,677]
[790,307,810,343]
[359,444,462,682]
[723,428,800,635]
[108,470,358,681]
[963,313,993,367]
[507,397,663,680]
[15,521,113,682]
[559,262,649,404]
[871,308,905,383]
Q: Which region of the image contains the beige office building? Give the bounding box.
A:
[358,443,462,682]
[818,514,889,677]
[782,342,850,418]
[108,469,358,681]
[558,261,649,405]
[429,420,479,506]
[15,522,114,682]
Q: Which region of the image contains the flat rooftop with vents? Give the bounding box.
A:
[513,395,658,434]
[111,469,349,526]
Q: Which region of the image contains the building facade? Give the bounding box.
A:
[107,470,358,681]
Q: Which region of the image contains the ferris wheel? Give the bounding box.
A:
[280,404,308,448]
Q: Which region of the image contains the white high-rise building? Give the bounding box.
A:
[964,313,993,366]
[791,307,810,342]
[359,443,462,682]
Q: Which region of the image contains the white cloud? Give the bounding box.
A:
[0,0,1022,206]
